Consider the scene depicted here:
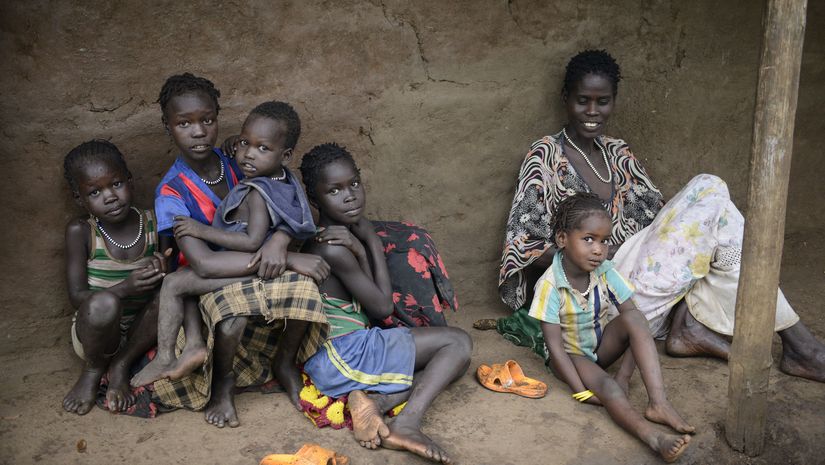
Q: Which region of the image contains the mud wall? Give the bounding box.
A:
[1,0,822,355]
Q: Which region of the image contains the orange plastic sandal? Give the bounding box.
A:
[260,444,350,465]
[476,360,547,399]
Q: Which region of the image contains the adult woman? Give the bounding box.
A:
[496,50,825,383]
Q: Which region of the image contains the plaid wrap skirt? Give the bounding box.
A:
[153,271,328,410]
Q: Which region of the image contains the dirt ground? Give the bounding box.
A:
[2,232,823,465]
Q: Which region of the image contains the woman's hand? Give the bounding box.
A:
[173,216,210,241]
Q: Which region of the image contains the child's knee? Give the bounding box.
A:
[162,269,195,295]
[82,291,121,328]
[619,309,648,329]
[215,316,246,340]
[595,376,625,401]
[447,328,473,360]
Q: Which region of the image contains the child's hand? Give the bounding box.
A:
[221,135,240,158]
[315,226,359,253]
[173,216,209,241]
[249,234,289,279]
[121,264,165,295]
[284,252,330,283]
[349,217,375,241]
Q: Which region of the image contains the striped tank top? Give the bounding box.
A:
[86,209,158,333]
[322,294,369,339]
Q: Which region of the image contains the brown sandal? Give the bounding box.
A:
[473,318,498,331]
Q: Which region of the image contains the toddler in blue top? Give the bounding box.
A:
[131,101,317,388]
[531,193,694,462]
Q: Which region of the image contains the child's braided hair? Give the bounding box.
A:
[157,73,221,117]
[549,192,610,246]
[300,142,359,202]
[63,139,130,193]
[563,49,622,96]
[249,101,301,150]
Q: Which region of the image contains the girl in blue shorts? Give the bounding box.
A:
[300,143,471,465]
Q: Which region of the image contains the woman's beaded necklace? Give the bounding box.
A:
[199,156,225,186]
[559,253,591,297]
[95,207,144,249]
[562,128,612,184]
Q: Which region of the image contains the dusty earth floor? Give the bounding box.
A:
[2,232,824,465]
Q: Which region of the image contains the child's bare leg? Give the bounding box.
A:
[572,357,691,462]
[131,270,250,386]
[614,350,636,395]
[105,294,159,411]
[64,291,122,415]
[205,315,247,428]
[380,327,472,464]
[598,310,694,434]
[271,320,309,410]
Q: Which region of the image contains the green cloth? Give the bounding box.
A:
[496,307,548,361]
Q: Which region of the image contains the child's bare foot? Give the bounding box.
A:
[105,360,135,412]
[272,360,303,411]
[381,420,452,464]
[646,401,695,434]
[131,346,207,387]
[63,367,105,415]
[650,432,691,463]
[130,355,176,387]
[204,375,239,428]
[167,344,207,380]
[348,390,389,449]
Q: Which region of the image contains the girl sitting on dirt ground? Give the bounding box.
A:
[530,193,693,462]
[62,139,170,415]
[300,143,472,465]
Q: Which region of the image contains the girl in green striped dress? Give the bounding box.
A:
[62,140,170,415]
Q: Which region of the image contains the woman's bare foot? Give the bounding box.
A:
[778,322,825,383]
[63,366,105,415]
[204,375,239,428]
[381,420,451,464]
[348,390,389,449]
[665,300,730,360]
[272,360,303,411]
[105,359,135,412]
[645,401,695,434]
[649,432,691,463]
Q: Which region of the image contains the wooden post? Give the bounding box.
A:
[725,0,807,456]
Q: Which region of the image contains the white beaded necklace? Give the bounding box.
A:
[559,253,591,297]
[563,127,612,184]
[95,207,144,249]
[271,168,286,181]
[199,157,225,186]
